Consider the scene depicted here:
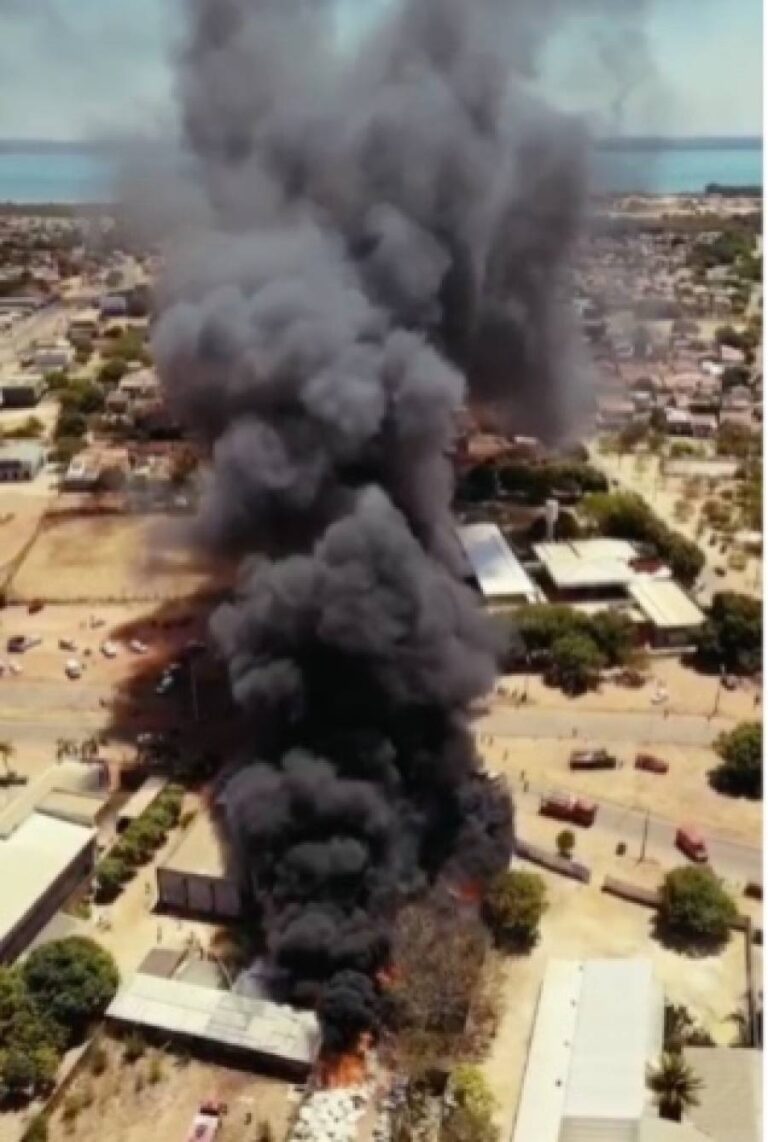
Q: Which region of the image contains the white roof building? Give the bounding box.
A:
[513,958,664,1142]
[628,580,705,632]
[458,523,542,604]
[534,539,671,592]
[0,812,96,957]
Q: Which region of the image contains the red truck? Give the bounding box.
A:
[540,792,597,827]
[635,752,669,775]
[675,826,708,863]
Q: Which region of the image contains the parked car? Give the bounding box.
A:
[6,636,40,653]
[27,599,45,614]
[65,659,83,680]
[59,638,77,652]
[569,749,618,771]
[100,640,119,658]
[675,825,708,863]
[129,639,149,655]
[635,752,669,775]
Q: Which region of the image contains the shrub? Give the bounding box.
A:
[696,592,762,675]
[483,871,547,950]
[89,1043,108,1076]
[712,722,762,799]
[123,1032,145,1062]
[148,1054,164,1085]
[658,866,738,948]
[21,1114,48,1142]
[443,1066,498,1142]
[556,830,575,859]
[582,491,704,585]
[94,858,130,902]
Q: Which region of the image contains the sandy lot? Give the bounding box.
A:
[9,512,213,602]
[481,871,760,1139]
[498,656,761,723]
[44,1041,295,1142]
[481,734,761,846]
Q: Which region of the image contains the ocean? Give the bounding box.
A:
[0,138,762,204]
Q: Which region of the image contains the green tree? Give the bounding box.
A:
[21,1114,48,1142]
[54,408,87,441]
[556,830,576,859]
[94,858,130,902]
[442,1066,498,1142]
[647,1052,703,1122]
[546,633,604,695]
[658,867,738,948]
[22,938,119,1045]
[588,611,635,667]
[482,871,547,951]
[712,722,762,799]
[696,592,762,675]
[98,358,127,385]
[1,1048,36,1095]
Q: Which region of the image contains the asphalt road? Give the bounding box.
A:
[508,780,761,885]
[475,706,730,747]
[0,303,67,367]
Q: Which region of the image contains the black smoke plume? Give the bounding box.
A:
[153,0,595,1052]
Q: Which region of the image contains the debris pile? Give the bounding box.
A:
[290,1084,373,1142]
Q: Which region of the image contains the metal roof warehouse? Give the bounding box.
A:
[107,973,320,1079]
[458,523,541,603]
[512,958,663,1142]
[628,580,705,632]
[533,539,670,592]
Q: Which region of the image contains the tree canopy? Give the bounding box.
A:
[695,592,762,675]
[658,867,738,949]
[22,937,119,1044]
[0,967,64,1099]
[483,871,547,951]
[442,1065,499,1142]
[545,633,604,695]
[582,491,704,585]
[712,722,762,799]
[648,1052,703,1122]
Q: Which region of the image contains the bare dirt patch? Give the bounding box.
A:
[45,1039,295,1142]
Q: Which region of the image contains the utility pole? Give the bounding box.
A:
[711,667,724,718]
[639,810,650,863]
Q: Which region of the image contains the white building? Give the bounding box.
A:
[534,539,670,596]
[513,958,664,1142]
[458,523,542,606]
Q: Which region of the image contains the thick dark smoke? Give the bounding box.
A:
[152,0,599,1052]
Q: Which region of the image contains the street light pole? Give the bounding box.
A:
[639,810,650,863]
[711,668,724,718]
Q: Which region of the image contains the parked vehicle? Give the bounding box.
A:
[675,826,708,863]
[27,599,44,614]
[129,639,149,654]
[569,749,617,771]
[635,752,669,775]
[64,659,83,680]
[540,792,597,827]
[6,636,41,653]
[59,638,77,652]
[745,880,763,901]
[186,1101,227,1142]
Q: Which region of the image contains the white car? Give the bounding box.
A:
[65,659,83,680]
[129,639,149,655]
[100,641,118,659]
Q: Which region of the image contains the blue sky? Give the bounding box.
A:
[0,0,761,140]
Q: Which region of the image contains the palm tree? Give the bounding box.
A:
[648,1052,703,1122]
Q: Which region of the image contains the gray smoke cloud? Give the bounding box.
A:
[151,0,631,1051]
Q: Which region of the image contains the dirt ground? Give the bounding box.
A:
[44,1040,296,1142]
[481,734,761,845]
[9,512,212,602]
[498,656,761,723]
[481,870,761,1140]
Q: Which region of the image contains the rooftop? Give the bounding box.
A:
[513,958,663,1142]
[629,580,705,631]
[107,973,321,1068]
[684,1048,762,1142]
[161,810,230,878]
[0,812,96,947]
[0,441,45,464]
[458,523,541,603]
[534,539,671,591]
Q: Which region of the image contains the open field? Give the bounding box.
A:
[482,870,760,1139]
[43,1041,295,1142]
[9,511,214,601]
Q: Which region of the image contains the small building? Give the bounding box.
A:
[157,810,241,920]
[458,523,541,606]
[67,308,99,345]
[106,972,320,1080]
[32,342,74,373]
[683,1048,762,1142]
[99,293,128,318]
[0,374,46,408]
[0,442,46,482]
[0,811,97,963]
[513,958,664,1142]
[628,579,705,648]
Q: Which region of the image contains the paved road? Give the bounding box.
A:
[504,776,761,886]
[476,706,730,747]
[0,303,67,367]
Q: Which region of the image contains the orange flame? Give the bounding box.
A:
[451,880,482,904]
[318,1033,372,1089]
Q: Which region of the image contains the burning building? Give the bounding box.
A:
[151,0,594,1051]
